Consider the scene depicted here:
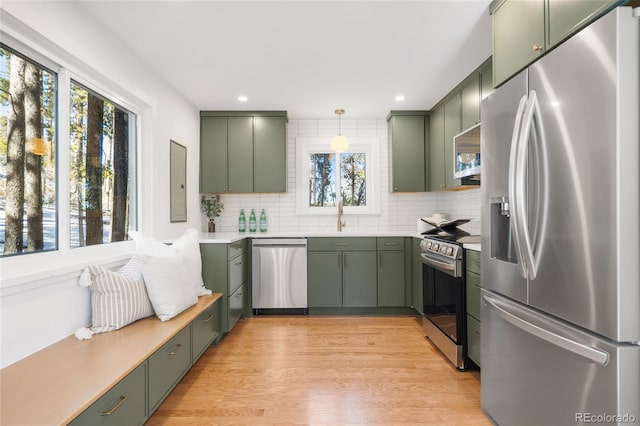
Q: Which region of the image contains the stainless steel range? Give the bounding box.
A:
[421,231,476,370]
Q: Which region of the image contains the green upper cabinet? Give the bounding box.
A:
[546,0,621,47]
[461,75,480,131]
[200,111,288,193]
[429,105,445,191]
[444,93,462,189]
[387,112,429,192]
[491,0,545,87]
[200,116,228,193]
[480,61,494,100]
[227,117,254,193]
[253,116,287,192]
[491,0,623,87]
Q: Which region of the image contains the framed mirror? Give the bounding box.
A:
[170,140,187,222]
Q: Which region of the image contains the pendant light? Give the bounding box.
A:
[331,109,349,153]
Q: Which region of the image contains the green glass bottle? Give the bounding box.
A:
[259,209,267,232]
[249,209,257,233]
[238,209,246,233]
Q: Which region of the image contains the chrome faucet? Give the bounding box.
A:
[337,201,346,232]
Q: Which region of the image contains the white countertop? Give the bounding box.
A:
[464,243,481,252]
[198,230,425,244]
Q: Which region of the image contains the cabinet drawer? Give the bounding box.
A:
[228,283,245,331]
[228,240,245,260]
[467,314,481,366]
[229,253,246,292]
[466,271,481,320]
[192,302,220,363]
[376,237,405,251]
[308,237,376,252]
[148,327,191,412]
[70,362,146,426]
[466,249,481,274]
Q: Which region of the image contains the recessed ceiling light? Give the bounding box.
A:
[238,95,248,102]
[395,95,405,102]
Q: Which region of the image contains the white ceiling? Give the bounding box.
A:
[80,1,492,119]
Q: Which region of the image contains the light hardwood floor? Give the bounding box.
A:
[148,316,492,425]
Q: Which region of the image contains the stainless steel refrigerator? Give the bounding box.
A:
[480,7,640,426]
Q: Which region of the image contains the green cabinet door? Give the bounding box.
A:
[461,75,480,131]
[377,250,405,306]
[342,251,377,307]
[429,105,445,191]
[492,0,545,87]
[254,116,287,192]
[308,252,343,307]
[480,62,494,102]
[200,116,228,193]
[444,93,462,188]
[227,117,254,193]
[412,238,423,314]
[388,114,426,192]
[546,0,618,47]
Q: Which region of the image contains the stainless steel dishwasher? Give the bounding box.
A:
[252,239,308,315]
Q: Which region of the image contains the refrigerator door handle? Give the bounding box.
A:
[508,94,529,279]
[515,90,543,280]
[483,293,609,365]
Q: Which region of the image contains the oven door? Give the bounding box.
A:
[422,256,465,345]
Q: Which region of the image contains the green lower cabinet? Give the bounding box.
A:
[467,314,481,366]
[412,238,423,314]
[70,362,147,426]
[191,302,220,364]
[148,327,191,413]
[343,251,377,307]
[308,251,343,307]
[377,250,405,306]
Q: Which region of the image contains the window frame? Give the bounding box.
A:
[296,136,380,215]
[0,26,143,285]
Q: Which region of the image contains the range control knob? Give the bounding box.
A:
[447,247,454,256]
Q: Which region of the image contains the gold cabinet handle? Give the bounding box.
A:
[532,44,543,51]
[335,242,350,246]
[384,242,399,246]
[202,314,213,323]
[101,395,127,416]
[474,330,481,336]
[167,343,182,356]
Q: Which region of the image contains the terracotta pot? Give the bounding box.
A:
[208,219,215,233]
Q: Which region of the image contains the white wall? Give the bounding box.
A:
[0,2,200,367]
[208,118,481,235]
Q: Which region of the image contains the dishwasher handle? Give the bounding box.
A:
[252,238,307,247]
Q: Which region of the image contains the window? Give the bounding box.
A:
[69,81,136,248]
[0,45,57,256]
[0,40,138,257]
[297,137,379,215]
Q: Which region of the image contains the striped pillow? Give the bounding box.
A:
[86,259,154,334]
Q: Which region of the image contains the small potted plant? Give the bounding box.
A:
[200,194,224,232]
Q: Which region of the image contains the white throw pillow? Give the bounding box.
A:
[141,253,199,322]
[131,229,211,296]
[80,258,155,335]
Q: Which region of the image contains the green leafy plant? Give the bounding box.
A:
[200,194,224,220]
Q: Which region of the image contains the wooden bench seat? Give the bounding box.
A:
[0,293,222,426]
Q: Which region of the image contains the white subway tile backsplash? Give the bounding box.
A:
[208,118,482,235]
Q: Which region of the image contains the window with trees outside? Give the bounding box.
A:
[296,137,379,215]
[0,42,137,257]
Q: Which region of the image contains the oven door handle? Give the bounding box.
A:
[421,254,461,277]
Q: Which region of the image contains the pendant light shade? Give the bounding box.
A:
[331,109,349,153]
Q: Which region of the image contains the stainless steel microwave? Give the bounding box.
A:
[453,123,481,179]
